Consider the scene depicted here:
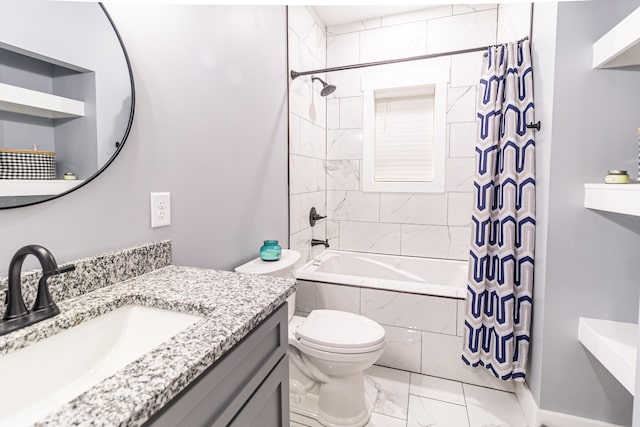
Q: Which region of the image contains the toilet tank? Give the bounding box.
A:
[234,249,300,321]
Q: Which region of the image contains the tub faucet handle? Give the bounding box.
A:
[309,207,326,227]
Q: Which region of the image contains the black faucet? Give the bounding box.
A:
[309,207,326,227]
[1,245,75,336]
[311,239,330,249]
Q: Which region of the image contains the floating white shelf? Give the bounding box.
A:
[0,82,85,119]
[0,179,83,197]
[593,6,640,68]
[579,317,637,395]
[584,183,640,216]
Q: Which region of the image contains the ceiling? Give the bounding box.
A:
[312,5,441,26]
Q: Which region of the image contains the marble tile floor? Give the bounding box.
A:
[291,365,529,427]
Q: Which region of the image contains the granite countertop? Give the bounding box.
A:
[0,265,295,426]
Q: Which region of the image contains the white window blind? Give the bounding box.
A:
[374,93,435,182]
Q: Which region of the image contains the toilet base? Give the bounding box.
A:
[290,390,371,427]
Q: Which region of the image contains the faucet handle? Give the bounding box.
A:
[33,263,74,313]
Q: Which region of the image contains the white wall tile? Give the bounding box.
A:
[327,68,364,99]
[328,191,379,222]
[339,97,363,129]
[290,227,312,264]
[449,121,477,158]
[291,118,325,158]
[327,219,340,248]
[445,158,475,192]
[456,299,466,337]
[450,51,483,87]
[377,325,422,373]
[288,29,301,72]
[327,129,363,160]
[290,155,320,194]
[327,17,381,36]
[428,9,497,54]
[325,160,361,191]
[452,4,497,15]
[290,193,302,235]
[496,3,532,44]
[447,192,473,226]
[296,279,360,313]
[361,288,457,335]
[364,365,411,420]
[289,6,318,50]
[448,226,471,260]
[381,6,452,27]
[327,32,360,67]
[401,224,450,259]
[289,80,311,122]
[407,395,470,427]
[464,384,528,427]
[447,86,477,123]
[309,89,327,128]
[340,221,401,254]
[380,193,447,225]
[360,22,427,63]
[421,331,514,392]
[410,373,466,406]
[300,191,326,231]
[327,98,340,129]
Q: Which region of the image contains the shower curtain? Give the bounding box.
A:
[462,40,535,381]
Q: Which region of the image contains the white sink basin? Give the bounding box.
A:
[0,305,202,426]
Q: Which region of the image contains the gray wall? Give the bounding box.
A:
[0,5,288,276]
[531,1,640,424]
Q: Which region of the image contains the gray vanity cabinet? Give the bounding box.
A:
[145,303,289,427]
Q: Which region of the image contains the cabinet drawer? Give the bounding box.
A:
[145,302,288,427]
[229,355,289,427]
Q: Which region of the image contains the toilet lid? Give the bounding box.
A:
[294,310,385,351]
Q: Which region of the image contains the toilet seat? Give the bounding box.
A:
[294,310,385,354]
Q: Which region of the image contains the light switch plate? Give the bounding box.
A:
[150,192,171,228]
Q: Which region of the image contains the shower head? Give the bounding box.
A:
[312,76,337,97]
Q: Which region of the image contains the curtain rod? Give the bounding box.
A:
[290,36,530,80]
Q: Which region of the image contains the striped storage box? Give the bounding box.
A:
[0,148,56,180]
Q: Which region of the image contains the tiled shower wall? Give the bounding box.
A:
[323,4,531,261]
[288,7,328,265]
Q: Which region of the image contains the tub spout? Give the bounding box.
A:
[311,239,330,249]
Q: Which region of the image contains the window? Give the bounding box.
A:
[362,67,448,193]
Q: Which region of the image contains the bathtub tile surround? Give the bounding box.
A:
[0,262,295,425]
[376,325,422,373]
[323,7,502,262]
[292,365,528,427]
[289,6,328,267]
[0,240,171,312]
[361,288,457,335]
[295,279,360,314]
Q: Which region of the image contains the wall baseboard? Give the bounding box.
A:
[515,383,625,427]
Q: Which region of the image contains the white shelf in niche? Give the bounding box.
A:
[578,317,637,395]
[0,83,85,119]
[584,183,640,216]
[593,6,640,68]
[0,179,83,197]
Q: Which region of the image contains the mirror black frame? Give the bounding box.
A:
[0,2,135,210]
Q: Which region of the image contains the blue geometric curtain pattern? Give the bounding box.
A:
[461,40,535,382]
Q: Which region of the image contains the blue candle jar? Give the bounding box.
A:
[260,240,282,261]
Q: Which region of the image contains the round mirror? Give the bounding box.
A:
[0,1,134,209]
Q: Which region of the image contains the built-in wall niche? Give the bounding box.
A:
[0,46,96,180]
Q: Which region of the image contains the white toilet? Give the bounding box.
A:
[235,249,385,427]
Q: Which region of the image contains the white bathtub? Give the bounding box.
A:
[295,249,468,299]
